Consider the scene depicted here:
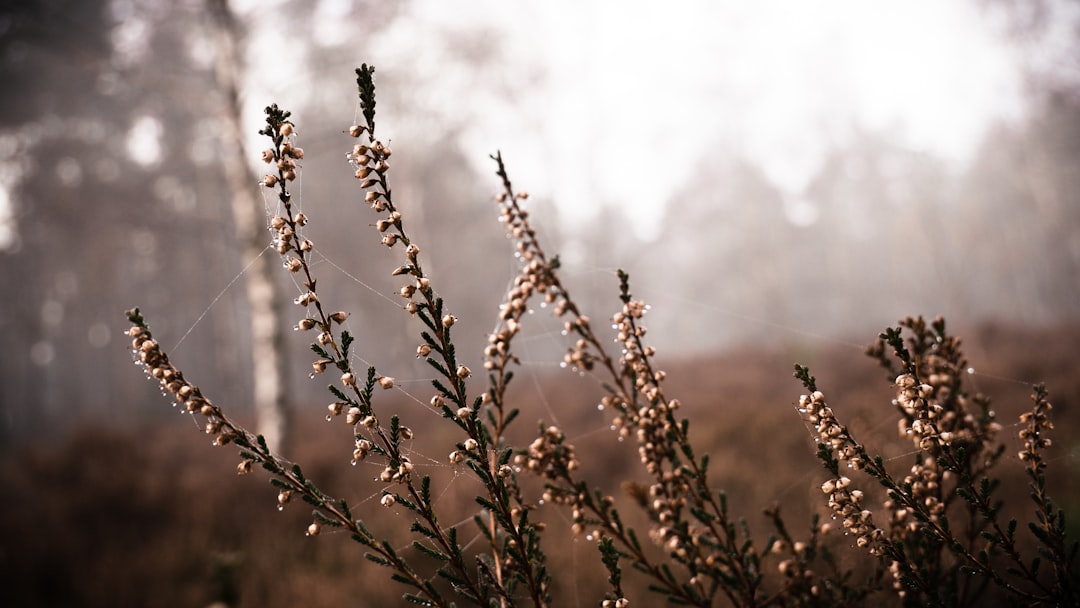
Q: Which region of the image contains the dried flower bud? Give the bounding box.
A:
[456,365,471,379]
[296,318,317,331]
[342,371,357,387]
[261,149,275,163]
[261,174,278,188]
[307,521,321,536]
[378,376,395,390]
[416,344,432,358]
[442,314,457,328]
[449,450,464,464]
[381,494,396,507]
[237,460,253,475]
[328,311,349,324]
[349,125,366,137]
[280,123,294,136]
[463,438,478,451]
[345,407,362,425]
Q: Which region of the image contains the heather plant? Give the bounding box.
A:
[795,317,1077,606]
[125,65,1077,607]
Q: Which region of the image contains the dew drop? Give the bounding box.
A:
[277,505,285,512]
[617,436,624,442]
[325,415,333,422]
[597,404,605,411]
[560,330,568,336]
[966,367,975,375]
[559,361,567,368]
[350,460,357,466]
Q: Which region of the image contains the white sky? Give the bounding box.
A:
[0,0,1030,250]
[358,0,1025,239]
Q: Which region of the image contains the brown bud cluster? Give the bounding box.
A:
[127,323,240,450]
[821,476,885,557]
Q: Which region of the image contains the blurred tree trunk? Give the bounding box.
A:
[207,0,291,453]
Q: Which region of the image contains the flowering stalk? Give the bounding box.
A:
[347,65,552,607]
[492,155,772,605]
[124,308,445,605]
[795,317,1076,605]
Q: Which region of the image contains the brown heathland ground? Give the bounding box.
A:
[1,322,1076,607]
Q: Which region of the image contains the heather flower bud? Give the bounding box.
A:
[346,407,362,425]
[442,314,457,328]
[378,376,395,390]
[261,174,278,187]
[349,125,366,137]
[381,494,396,507]
[341,371,357,387]
[416,344,432,358]
[328,311,349,324]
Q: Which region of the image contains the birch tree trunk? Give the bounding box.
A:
[207,0,291,453]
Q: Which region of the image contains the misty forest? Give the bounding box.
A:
[1,1,1078,606]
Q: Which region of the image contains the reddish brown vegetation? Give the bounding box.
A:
[1,322,1076,606]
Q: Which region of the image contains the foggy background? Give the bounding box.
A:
[1,0,1078,446]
